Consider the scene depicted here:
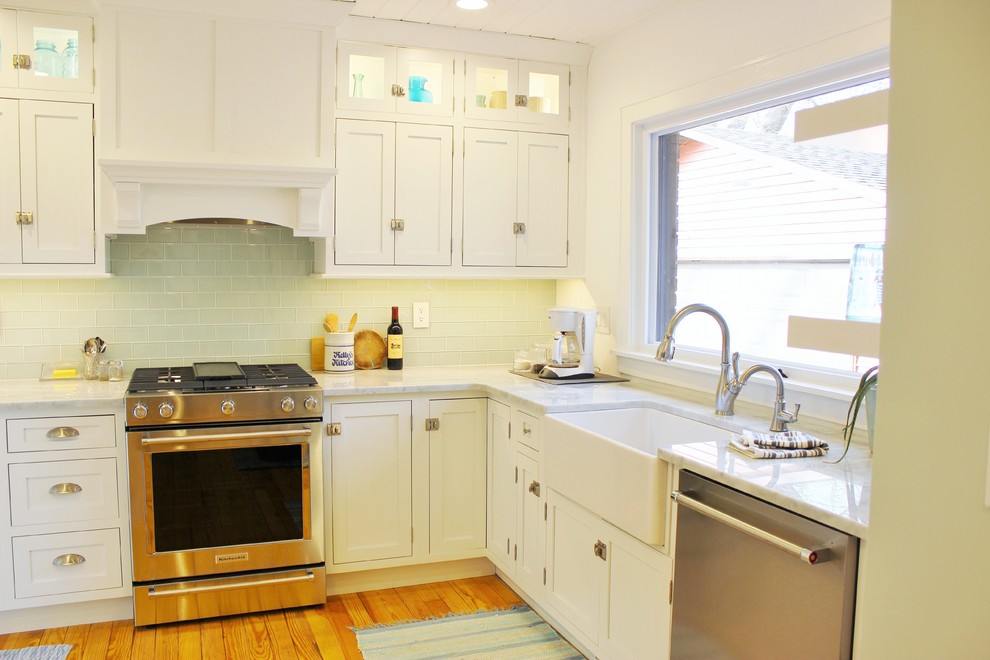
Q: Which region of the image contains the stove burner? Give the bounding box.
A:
[127,363,317,393]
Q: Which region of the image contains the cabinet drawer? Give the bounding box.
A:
[12,528,123,599]
[8,458,118,527]
[513,409,541,451]
[6,415,116,453]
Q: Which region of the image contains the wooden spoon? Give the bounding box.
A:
[324,313,339,333]
[347,313,358,332]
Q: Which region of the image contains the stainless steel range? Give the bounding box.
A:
[124,362,325,626]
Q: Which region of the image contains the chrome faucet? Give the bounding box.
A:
[656,304,800,431]
[656,304,737,416]
[735,362,801,432]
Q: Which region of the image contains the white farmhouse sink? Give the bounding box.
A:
[543,407,727,546]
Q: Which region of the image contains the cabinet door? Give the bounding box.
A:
[394,123,453,266]
[546,490,604,644]
[0,9,17,89]
[337,41,397,113]
[602,535,673,660]
[519,61,569,127]
[14,11,93,93]
[334,119,395,265]
[396,48,454,117]
[19,100,94,264]
[464,55,521,122]
[517,133,568,267]
[428,399,487,555]
[0,98,20,264]
[329,401,412,564]
[487,400,515,571]
[463,128,517,267]
[515,451,545,598]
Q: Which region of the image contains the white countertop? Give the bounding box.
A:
[0,364,871,537]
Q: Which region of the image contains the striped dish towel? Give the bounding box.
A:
[729,429,829,459]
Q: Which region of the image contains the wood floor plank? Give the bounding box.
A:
[431,579,475,614]
[153,622,181,660]
[80,621,112,660]
[175,620,202,659]
[63,624,90,660]
[358,588,415,625]
[462,575,520,610]
[130,625,157,659]
[324,596,364,660]
[484,575,526,606]
[199,618,225,660]
[38,626,69,647]
[337,592,373,630]
[396,582,449,620]
[223,612,275,659]
[298,606,348,660]
[284,607,334,660]
[6,629,43,650]
[104,620,135,660]
[262,611,297,659]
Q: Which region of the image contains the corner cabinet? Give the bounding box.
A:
[0,99,94,265]
[545,489,673,660]
[334,119,453,266]
[463,129,569,267]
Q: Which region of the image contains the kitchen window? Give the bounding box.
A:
[647,77,888,377]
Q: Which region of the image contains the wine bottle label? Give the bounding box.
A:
[388,335,403,359]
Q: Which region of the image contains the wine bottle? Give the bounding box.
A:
[387,306,403,370]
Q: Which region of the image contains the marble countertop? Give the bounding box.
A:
[0,364,871,537]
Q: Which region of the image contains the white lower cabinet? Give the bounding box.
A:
[428,398,488,555]
[328,400,413,564]
[12,528,122,599]
[546,489,673,660]
[487,400,545,597]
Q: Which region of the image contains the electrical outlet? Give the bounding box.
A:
[413,302,429,329]
[596,307,611,334]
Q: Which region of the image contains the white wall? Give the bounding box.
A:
[571,0,891,373]
[854,2,990,655]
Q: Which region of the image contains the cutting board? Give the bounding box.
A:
[310,337,325,371]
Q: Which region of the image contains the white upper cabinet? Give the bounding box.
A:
[0,99,94,265]
[463,129,568,268]
[335,119,453,266]
[105,9,330,165]
[465,56,569,126]
[0,9,93,94]
[338,42,454,118]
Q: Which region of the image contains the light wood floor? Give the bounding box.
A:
[0,575,524,659]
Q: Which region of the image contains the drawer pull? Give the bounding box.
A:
[46,426,81,439]
[49,482,83,495]
[52,553,86,567]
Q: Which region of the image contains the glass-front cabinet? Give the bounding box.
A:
[0,9,93,93]
[465,55,568,126]
[338,41,453,117]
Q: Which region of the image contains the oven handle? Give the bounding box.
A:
[148,570,316,597]
[140,428,312,446]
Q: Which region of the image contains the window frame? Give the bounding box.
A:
[620,62,890,414]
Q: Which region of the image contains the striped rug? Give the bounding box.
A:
[352,606,585,659]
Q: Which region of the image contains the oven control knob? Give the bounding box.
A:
[158,402,175,419]
[304,396,319,412]
[220,399,236,415]
[132,403,148,419]
[280,397,296,413]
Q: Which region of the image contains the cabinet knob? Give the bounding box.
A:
[514,94,529,108]
[528,480,541,497]
[391,83,406,98]
[594,540,607,561]
[513,222,526,235]
[52,553,86,567]
[12,54,31,70]
[15,211,34,225]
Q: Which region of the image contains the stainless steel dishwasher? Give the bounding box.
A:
[670,471,858,659]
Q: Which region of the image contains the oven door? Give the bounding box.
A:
[127,422,324,583]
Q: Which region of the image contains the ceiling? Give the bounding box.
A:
[346,0,664,45]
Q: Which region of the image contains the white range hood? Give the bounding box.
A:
[99,159,336,237]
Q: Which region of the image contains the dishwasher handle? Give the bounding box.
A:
[672,490,827,565]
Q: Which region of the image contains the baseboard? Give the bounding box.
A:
[325,557,495,596]
[0,596,133,635]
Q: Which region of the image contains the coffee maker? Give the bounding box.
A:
[539,308,598,379]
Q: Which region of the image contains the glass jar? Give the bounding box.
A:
[408,76,433,103]
[61,38,78,79]
[33,39,61,78]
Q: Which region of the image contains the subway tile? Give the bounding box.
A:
[165,243,199,260]
[147,260,183,276]
[130,243,166,260]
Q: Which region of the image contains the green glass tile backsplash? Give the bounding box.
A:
[0,226,554,379]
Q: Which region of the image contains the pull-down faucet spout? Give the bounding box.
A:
[655,304,737,416]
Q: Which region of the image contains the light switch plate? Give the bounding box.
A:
[413,302,429,329]
[596,307,611,334]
